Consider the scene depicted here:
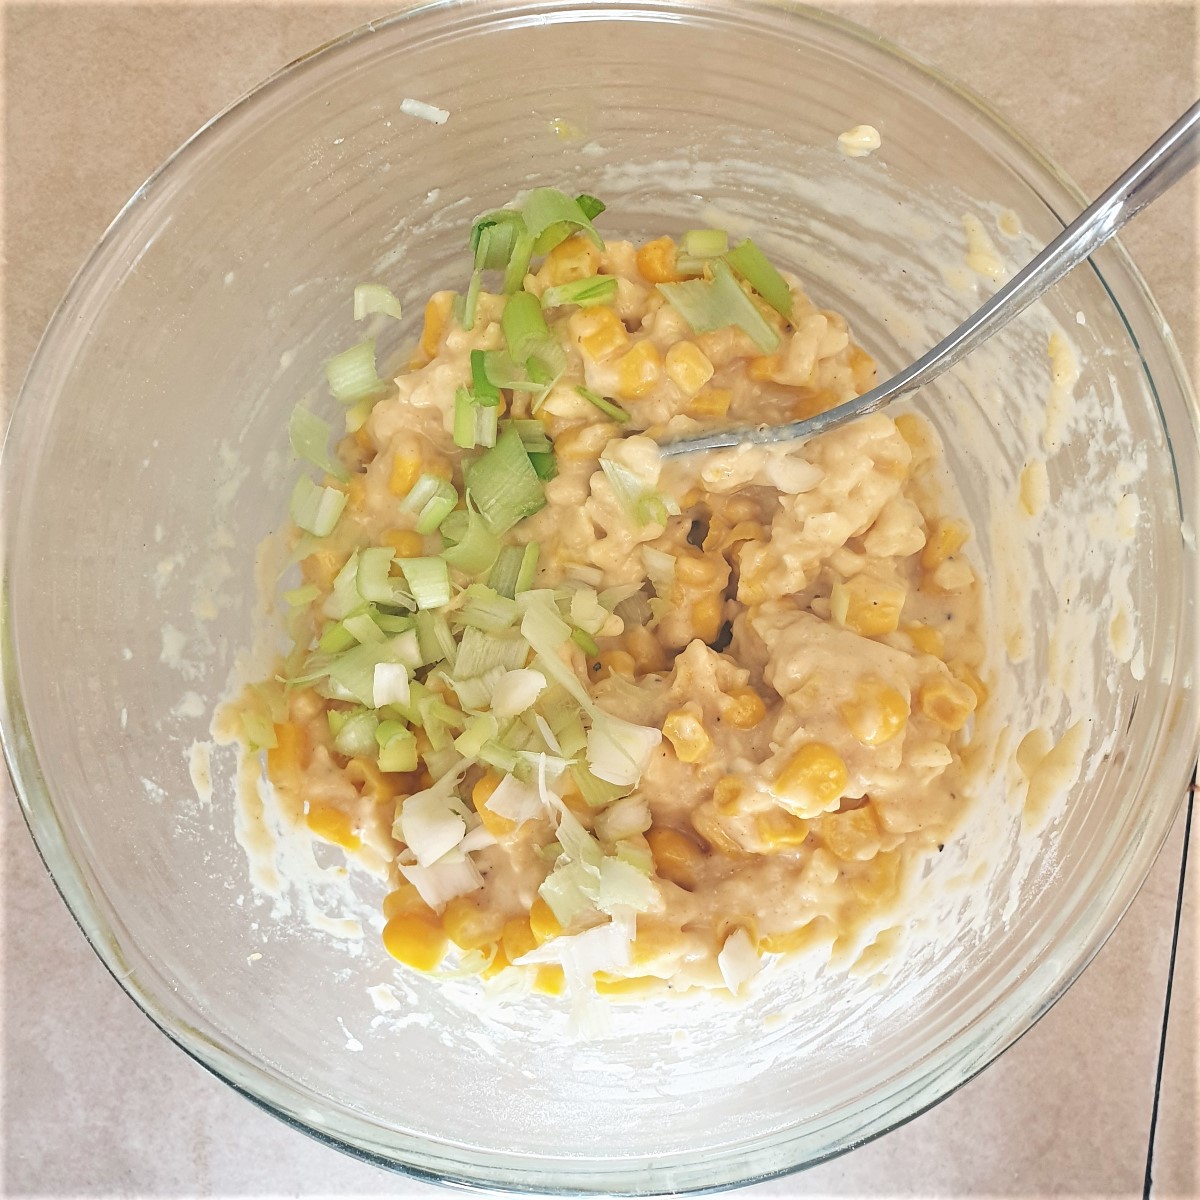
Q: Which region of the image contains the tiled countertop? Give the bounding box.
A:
[3,3,1197,1195]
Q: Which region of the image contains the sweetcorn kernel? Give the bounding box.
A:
[306,805,361,851]
[529,895,563,944]
[388,451,423,498]
[819,805,882,862]
[345,756,397,803]
[266,721,306,780]
[545,233,601,285]
[722,687,767,729]
[382,911,447,972]
[755,808,810,851]
[646,826,704,890]
[850,848,902,903]
[773,743,848,817]
[918,676,978,731]
[382,529,424,558]
[921,519,970,569]
[570,305,629,362]
[675,553,725,587]
[533,965,566,995]
[840,683,909,747]
[442,895,505,951]
[636,235,684,284]
[416,292,455,363]
[597,650,637,679]
[501,916,537,964]
[665,342,715,396]
[382,882,427,920]
[691,804,749,858]
[345,476,367,513]
[300,547,344,591]
[663,707,713,763]
[688,388,733,418]
[615,340,663,400]
[747,353,782,382]
[830,574,907,637]
[625,627,669,674]
[905,623,945,658]
[951,662,989,708]
[472,771,515,837]
[712,776,746,817]
[689,593,724,643]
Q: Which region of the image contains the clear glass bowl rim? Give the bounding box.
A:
[2,0,1198,1193]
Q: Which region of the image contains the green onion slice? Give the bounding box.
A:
[680,228,729,259]
[465,425,547,534]
[398,556,452,610]
[575,194,606,221]
[441,501,501,577]
[353,283,403,322]
[325,339,385,404]
[575,385,631,424]
[521,187,605,254]
[541,275,619,310]
[657,259,780,353]
[289,406,351,482]
[290,476,347,537]
[724,238,794,318]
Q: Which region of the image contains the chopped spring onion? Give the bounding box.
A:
[516,543,540,593]
[353,282,403,322]
[570,628,599,656]
[451,665,506,711]
[541,275,618,310]
[681,228,729,259]
[318,619,358,655]
[373,661,411,708]
[462,267,483,332]
[575,194,607,221]
[641,547,676,596]
[399,96,449,125]
[594,795,652,842]
[455,626,530,678]
[657,259,780,353]
[569,588,612,637]
[537,860,599,927]
[454,713,499,758]
[465,425,547,534]
[569,761,630,809]
[471,210,525,268]
[377,723,418,772]
[334,708,380,757]
[290,476,348,537]
[502,291,552,363]
[289,406,351,482]
[454,584,520,632]
[442,503,501,578]
[503,228,536,295]
[284,583,320,608]
[453,387,499,450]
[599,457,679,528]
[477,738,522,776]
[484,773,545,825]
[325,339,385,404]
[586,714,662,787]
[547,703,587,758]
[375,611,416,635]
[550,801,604,870]
[398,556,451,610]
[575,386,631,424]
[505,419,553,456]
[342,610,386,645]
[325,633,422,706]
[597,856,659,914]
[470,348,501,406]
[528,452,557,482]
[399,787,470,867]
[616,839,654,875]
[401,473,459,534]
[415,611,458,669]
[488,545,525,598]
[717,927,761,996]
[491,667,548,719]
[724,238,794,319]
[240,709,277,751]
[356,546,412,607]
[521,187,605,253]
[398,855,483,910]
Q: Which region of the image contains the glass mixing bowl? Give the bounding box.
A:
[3,0,1197,1192]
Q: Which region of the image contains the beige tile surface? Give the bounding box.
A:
[3,2,1197,1196]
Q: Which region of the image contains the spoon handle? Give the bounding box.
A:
[660,99,1200,458]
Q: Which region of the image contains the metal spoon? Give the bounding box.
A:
[658,100,1200,458]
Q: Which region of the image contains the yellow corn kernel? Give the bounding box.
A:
[840,683,909,747]
[570,305,629,362]
[545,233,601,285]
[747,352,782,382]
[819,805,882,862]
[344,475,367,514]
[266,721,306,780]
[773,743,848,817]
[625,627,669,674]
[594,973,657,997]
[893,412,930,454]
[722,687,766,730]
[472,771,516,838]
[353,424,375,453]
[675,553,724,587]
[712,776,746,817]
[442,895,505,952]
[691,804,749,858]
[636,235,683,284]
[300,547,344,591]
[665,342,715,396]
[532,965,566,995]
[755,808,810,851]
[921,519,970,569]
[850,848,902,903]
[631,919,680,967]
[689,593,724,643]
[662,708,713,764]
[502,916,537,964]
[918,676,978,731]
[597,650,636,680]
[416,292,454,364]
[382,882,427,920]
[646,826,704,889]
[830,575,907,637]
[482,945,509,979]
[688,387,732,418]
[905,623,945,658]
[306,805,361,851]
[529,895,563,944]
[382,910,447,972]
[615,340,663,400]
[951,662,989,709]
[389,451,422,498]
[382,529,424,559]
[344,758,396,804]
[760,917,837,956]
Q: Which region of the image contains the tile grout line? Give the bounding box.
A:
[1142,765,1197,1200]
